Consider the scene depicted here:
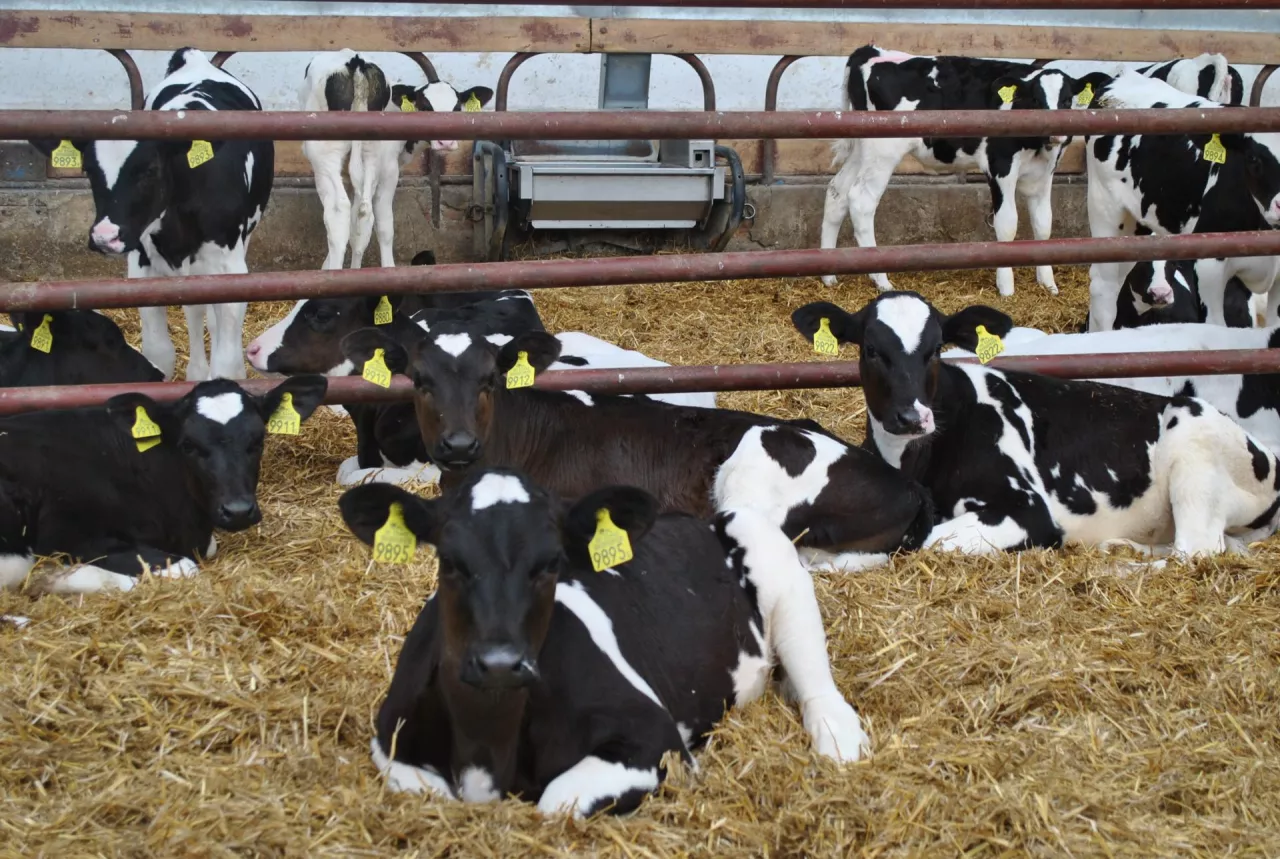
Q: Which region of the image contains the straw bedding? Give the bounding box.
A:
[2,266,1278,858]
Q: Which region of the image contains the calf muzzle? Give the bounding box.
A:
[216,499,263,531]
[462,645,538,689]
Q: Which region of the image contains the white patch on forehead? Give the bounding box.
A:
[196,392,245,424]
[93,139,139,190]
[875,295,933,353]
[423,81,460,113]
[470,473,531,510]
[1038,72,1064,109]
[434,332,472,358]
[485,333,513,348]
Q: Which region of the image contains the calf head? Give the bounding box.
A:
[793,293,1012,440]
[246,295,412,375]
[341,322,561,469]
[340,469,658,689]
[1234,133,1280,227]
[6,310,164,383]
[991,69,1103,145]
[1121,260,1202,321]
[105,375,327,530]
[29,137,217,255]
[391,82,494,152]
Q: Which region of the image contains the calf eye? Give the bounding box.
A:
[179,439,201,456]
[863,345,878,360]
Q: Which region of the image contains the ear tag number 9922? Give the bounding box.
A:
[974,325,1005,365]
[813,317,840,356]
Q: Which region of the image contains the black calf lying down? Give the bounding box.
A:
[341,469,869,816]
[2,310,163,386]
[0,375,327,594]
[793,293,1280,557]
[341,322,933,571]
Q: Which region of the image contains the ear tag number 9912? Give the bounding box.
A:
[363,348,393,388]
[507,351,535,389]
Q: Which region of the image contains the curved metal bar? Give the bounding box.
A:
[762,55,802,185]
[1252,64,1278,108]
[106,49,145,111]
[211,51,236,70]
[673,53,716,112]
[495,52,539,112]
[709,144,745,252]
[401,51,440,84]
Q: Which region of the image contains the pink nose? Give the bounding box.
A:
[917,405,936,433]
[1148,283,1174,306]
[90,222,122,249]
[430,140,459,152]
[245,341,266,369]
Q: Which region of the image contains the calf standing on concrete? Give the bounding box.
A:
[0,375,327,594]
[820,45,1101,296]
[31,48,273,381]
[344,470,870,814]
[301,51,492,269]
[793,293,1280,558]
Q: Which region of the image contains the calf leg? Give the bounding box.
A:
[987,168,1021,297]
[210,301,249,381]
[372,147,403,269]
[717,508,871,763]
[305,140,354,270]
[536,725,680,818]
[35,546,198,595]
[822,140,904,291]
[347,142,378,270]
[183,305,211,382]
[1023,168,1059,295]
[132,253,176,379]
[0,481,34,591]
[1086,184,1134,331]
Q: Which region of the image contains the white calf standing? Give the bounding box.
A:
[301,50,493,270]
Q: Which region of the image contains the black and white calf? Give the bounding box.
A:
[793,293,1280,557]
[820,45,1101,296]
[1114,259,1255,330]
[1136,53,1244,106]
[31,48,273,381]
[339,320,933,572]
[1086,73,1280,331]
[344,470,869,814]
[1,310,163,387]
[942,319,1280,456]
[301,51,493,269]
[0,375,326,594]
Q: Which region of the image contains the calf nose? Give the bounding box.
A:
[89,220,125,254]
[430,139,459,152]
[1147,281,1175,306]
[245,341,265,368]
[217,499,262,529]
[465,647,537,688]
[438,431,480,462]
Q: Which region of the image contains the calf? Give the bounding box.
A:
[0,375,327,595]
[1136,53,1244,106]
[1085,73,1280,332]
[793,293,1280,557]
[1114,260,1255,329]
[343,470,870,814]
[1,310,163,387]
[339,320,933,572]
[820,45,1100,296]
[942,319,1280,456]
[301,51,493,269]
[31,48,273,382]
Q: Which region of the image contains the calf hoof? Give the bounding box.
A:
[820,275,838,287]
[149,557,199,579]
[803,693,871,763]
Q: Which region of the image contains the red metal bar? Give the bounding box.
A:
[495,52,538,113]
[5,348,1280,415]
[5,107,1280,142]
[763,55,803,185]
[306,0,1280,7]
[674,54,717,112]
[105,49,144,112]
[5,231,1280,313]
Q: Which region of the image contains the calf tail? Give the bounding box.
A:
[832,46,876,168]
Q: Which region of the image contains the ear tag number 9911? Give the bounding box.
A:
[267,392,301,435]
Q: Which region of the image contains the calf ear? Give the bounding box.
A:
[497,331,562,374]
[792,301,866,346]
[990,75,1028,107]
[561,486,660,564]
[941,305,1014,350]
[362,293,410,317]
[410,250,437,266]
[105,392,174,439]
[339,484,440,546]
[257,375,328,424]
[457,86,494,110]
[391,84,426,111]
[341,328,410,376]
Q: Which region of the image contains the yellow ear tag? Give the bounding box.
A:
[373,295,394,326]
[588,508,634,573]
[813,317,840,357]
[974,325,1005,365]
[267,391,301,436]
[362,348,392,388]
[187,140,214,169]
[29,314,53,354]
[400,95,417,112]
[506,351,535,389]
[1075,83,1094,107]
[998,85,1017,105]
[1203,133,1227,165]
[464,93,483,113]
[372,502,417,565]
[51,140,82,169]
[132,405,163,453]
